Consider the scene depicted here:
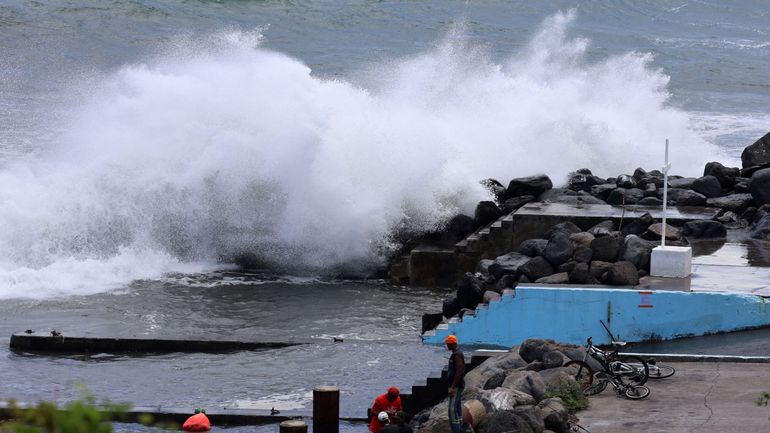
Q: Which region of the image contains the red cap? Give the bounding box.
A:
[445,335,458,345]
[387,386,400,396]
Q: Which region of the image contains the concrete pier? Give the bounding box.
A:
[8,332,322,354]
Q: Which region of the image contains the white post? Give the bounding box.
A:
[661,139,670,247]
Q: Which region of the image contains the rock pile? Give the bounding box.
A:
[412,339,594,433]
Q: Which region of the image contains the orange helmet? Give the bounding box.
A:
[445,335,458,345]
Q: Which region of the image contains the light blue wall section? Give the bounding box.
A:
[422,285,770,347]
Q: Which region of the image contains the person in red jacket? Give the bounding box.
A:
[369,387,402,433]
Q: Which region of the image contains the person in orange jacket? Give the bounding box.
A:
[369,387,402,433]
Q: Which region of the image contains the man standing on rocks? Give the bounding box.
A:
[446,335,472,433]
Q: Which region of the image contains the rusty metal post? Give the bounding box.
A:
[313,385,339,433]
[279,420,308,433]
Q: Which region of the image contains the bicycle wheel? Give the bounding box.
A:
[623,385,650,400]
[616,355,649,386]
[564,360,594,391]
[647,363,675,379]
[583,377,608,396]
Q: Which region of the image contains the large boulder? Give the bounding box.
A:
[519,256,554,282]
[562,347,603,373]
[589,260,614,279]
[606,187,644,205]
[706,193,755,214]
[481,178,507,203]
[604,261,640,285]
[572,246,592,263]
[742,131,770,168]
[541,351,566,369]
[568,263,600,284]
[535,272,569,284]
[489,252,531,279]
[513,406,546,433]
[704,161,740,189]
[476,259,494,275]
[477,410,534,433]
[664,188,707,206]
[750,168,770,205]
[587,220,615,237]
[691,175,723,198]
[539,366,577,391]
[590,235,619,262]
[590,184,616,201]
[537,398,570,433]
[503,195,537,213]
[643,223,682,242]
[542,232,574,267]
[519,339,556,363]
[502,370,547,402]
[549,193,606,205]
[414,401,450,433]
[682,220,727,238]
[475,201,503,228]
[668,177,696,189]
[567,170,603,192]
[615,174,637,189]
[621,212,654,236]
[442,296,461,318]
[637,196,663,206]
[506,175,553,199]
[620,235,656,271]
[569,232,595,248]
[456,273,484,310]
[542,222,582,239]
[518,239,549,257]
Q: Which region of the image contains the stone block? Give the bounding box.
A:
[650,246,692,278]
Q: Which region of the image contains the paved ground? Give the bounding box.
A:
[576,362,770,433]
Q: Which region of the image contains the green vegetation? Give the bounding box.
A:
[0,392,130,433]
[546,381,589,413]
[757,391,770,421]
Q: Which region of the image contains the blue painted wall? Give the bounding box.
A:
[422,285,770,347]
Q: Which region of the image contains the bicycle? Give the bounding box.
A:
[595,320,675,380]
[564,337,651,400]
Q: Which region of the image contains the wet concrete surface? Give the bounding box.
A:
[577,362,770,433]
[626,326,770,357]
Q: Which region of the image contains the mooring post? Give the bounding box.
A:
[279,420,308,433]
[313,385,340,433]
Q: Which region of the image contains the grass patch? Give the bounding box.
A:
[546,381,589,413]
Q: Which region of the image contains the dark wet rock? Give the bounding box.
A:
[569,232,595,248]
[457,308,475,318]
[734,177,751,193]
[479,410,535,433]
[476,259,494,275]
[567,170,604,192]
[503,195,537,213]
[537,398,570,433]
[643,223,682,242]
[743,206,758,222]
[539,188,575,202]
[691,175,723,198]
[590,183,616,201]
[535,272,569,284]
[606,187,644,205]
[604,261,639,286]
[572,246,593,263]
[751,214,770,240]
[421,313,443,334]
[706,193,755,214]
[590,235,619,262]
[518,238,549,257]
[550,193,606,205]
[750,168,770,205]
[589,260,613,278]
[637,197,663,206]
[569,263,600,284]
[665,188,707,206]
[542,351,566,369]
[456,272,484,310]
[446,214,475,242]
[557,260,578,274]
[481,178,507,203]
[519,257,555,282]
[668,177,696,189]
[621,212,654,236]
[717,210,742,225]
[483,370,507,390]
[620,235,656,271]
[615,174,637,189]
[442,296,461,318]
[587,220,615,237]
[742,131,770,168]
[682,220,727,238]
[704,161,740,189]
[475,201,503,228]
[519,339,555,363]
[506,175,554,199]
[542,222,582,239]
[489,252,531,279]
[643,183,658,197]
[632,167,648,182]
[742,163,770,179]
[543,232,574,266]
[497,274,519,291]
[518,274,531,284]
[522,361,544,372]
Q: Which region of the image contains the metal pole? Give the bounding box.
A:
[661,139,670,247]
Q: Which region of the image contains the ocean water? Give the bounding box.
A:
[0,0,769,417]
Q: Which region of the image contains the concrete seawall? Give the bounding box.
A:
[422,285,770,347]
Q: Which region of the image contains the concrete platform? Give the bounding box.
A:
[9,332,323,355]
[577,362,770,433]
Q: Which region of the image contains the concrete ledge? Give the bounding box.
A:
[620,352,770,363]
[9,332,326,355]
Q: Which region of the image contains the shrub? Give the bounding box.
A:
[545,381,589,413]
